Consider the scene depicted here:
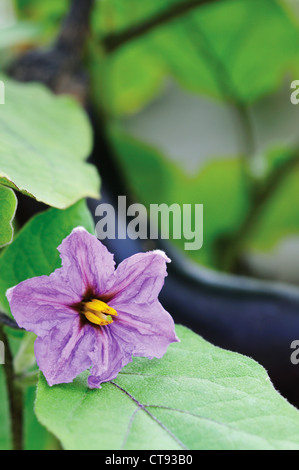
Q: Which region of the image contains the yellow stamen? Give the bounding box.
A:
[82,299,117,326]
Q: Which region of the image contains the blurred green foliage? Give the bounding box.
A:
[110,129,250,267]
[4,0,299,276]
[95,0,299,114]
[0,0,296,271]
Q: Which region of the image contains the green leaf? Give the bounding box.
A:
[15,0,67,42]
[0,76,100,209]
[160,0,299,103]
[0,199,94,313]
[91,0,187,116]
[90,41,166,116]
[0,22,40,51]
[35,325,299,450]
[14,332,36,376]
[25,386,60,450]
[94,0,299,115]
[0,185,17,248]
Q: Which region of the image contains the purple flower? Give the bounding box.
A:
[7,228,179,388]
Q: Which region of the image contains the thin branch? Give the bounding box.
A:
[0,325,23,450]
[8,0,96,97]
[186,16,257,157]
[0,312,22,331]
[219,153,299,272]
[54,0,96,57]
[102,0,218,53]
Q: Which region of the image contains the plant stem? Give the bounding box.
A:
[102,0,217,53]
[8,0,96,97]
[219,153,299,272]
[54,0,96,57]
[0,325,23,450]
[0,312,22,330]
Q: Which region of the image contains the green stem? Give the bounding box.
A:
[102,0,217,53]
[0,325,23,450]
[54,0,95,56]
[219,153,299,272]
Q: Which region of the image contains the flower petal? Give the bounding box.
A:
[110,250,170,305]
[7,271,78,337]
[110,300,179,360]
[87,326,133,389]
[58,227,115,297]
[35,318,97,387]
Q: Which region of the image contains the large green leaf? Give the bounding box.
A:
[25,386,60,450]
[90,41,166,116]
[0,199,94,313]
[0,185,17,248]
[161,0,299,103]
[35,325,299,450]
[0,76,100,209]
[93,0,299,115]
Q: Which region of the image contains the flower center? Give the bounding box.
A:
[81,299,118,326]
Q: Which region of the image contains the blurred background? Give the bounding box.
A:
[3,0,299,408]
[2,0,299,283]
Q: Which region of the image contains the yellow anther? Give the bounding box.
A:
[82,299,117,326]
